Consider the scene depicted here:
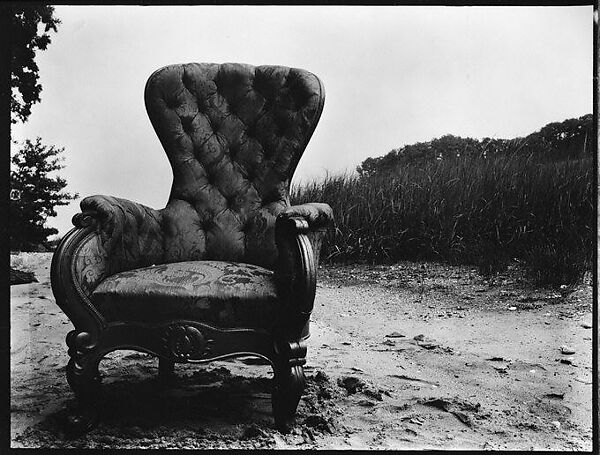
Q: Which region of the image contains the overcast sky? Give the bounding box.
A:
[11,5,593,237]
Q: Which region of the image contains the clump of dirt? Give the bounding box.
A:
[336,375,390,402]
[10,252,44,284]
[10,267,38,285]
[420,397,484,427]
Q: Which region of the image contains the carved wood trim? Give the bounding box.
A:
[274,216,317,337]
[295,232,316,317]
[92,320,281,365]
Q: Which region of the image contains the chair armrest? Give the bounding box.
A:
[51,195,166,335]
[74,195,165,275]
[278,203,333,267]
[273,204,334,338]
[279,203,333,231]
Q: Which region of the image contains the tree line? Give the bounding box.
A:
[357,114,593,178]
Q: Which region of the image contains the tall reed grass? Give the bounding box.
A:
[291,153,594,286]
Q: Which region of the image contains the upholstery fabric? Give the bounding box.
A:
[72,231,109,297]
[79,195,164,276]
[92,261,278,328]
[144,63,326,269]
[74,63,332,328]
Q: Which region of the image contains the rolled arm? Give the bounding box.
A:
[278,203,334,231]
[74,195,165,275]
[51,196,164,334]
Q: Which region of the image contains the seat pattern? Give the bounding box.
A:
[92,261,278,328]
[145,63,325,269]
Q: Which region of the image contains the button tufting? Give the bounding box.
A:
[245,122,257,139]
[181,72,193,91]
[165,97,179,109]
[196,97,208,113]
[227,100,237,116]
[145,63,325,268]
[227,195,237,209]
[213,76,222,94]
[208,118,220,133]
[182,117,194,134]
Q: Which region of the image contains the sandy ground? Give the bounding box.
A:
[10,253,593,450]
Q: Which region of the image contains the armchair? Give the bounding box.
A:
[50,63,333,434]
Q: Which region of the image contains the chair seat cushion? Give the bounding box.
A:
[92,261,279,329]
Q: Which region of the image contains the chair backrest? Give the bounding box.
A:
[145,63,325,268]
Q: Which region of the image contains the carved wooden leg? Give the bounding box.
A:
[64,331,102,437]
[271,340,307,433]
[158,357,175,384]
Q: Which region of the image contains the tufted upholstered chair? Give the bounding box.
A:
[51,62,333,434]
